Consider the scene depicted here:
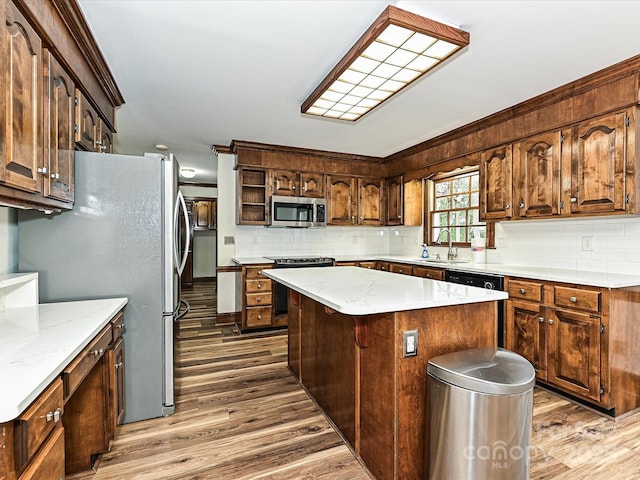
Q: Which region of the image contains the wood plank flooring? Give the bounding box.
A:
[91,279,640,479]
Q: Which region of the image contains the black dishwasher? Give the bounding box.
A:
[444,270,505,347]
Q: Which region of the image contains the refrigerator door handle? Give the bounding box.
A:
[174,190,190,276]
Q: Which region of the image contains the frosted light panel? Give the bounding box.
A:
[301,6,469,121]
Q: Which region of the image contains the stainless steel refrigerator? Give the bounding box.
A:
[17,151,190,423]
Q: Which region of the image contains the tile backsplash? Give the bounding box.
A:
[492,216,640,274]
[235,216,640,275]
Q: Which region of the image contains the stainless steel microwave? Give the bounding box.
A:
[269,195,327,227]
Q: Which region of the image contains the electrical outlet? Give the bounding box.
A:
[224,236,235,245]
[582,236,594,251]
[402,330,418,357]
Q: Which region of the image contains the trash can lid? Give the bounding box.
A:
[427,347,535,395]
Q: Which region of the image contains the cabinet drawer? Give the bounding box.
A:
[62,324,112,398]
[246,266,272,279]
[246,307,272,327]
[390,263,413,275]
[246,293,272,307]
[246,278,272,293]
[111,310,125,341]
[412,266,445,280]
[18,425,65,480]
[358,262,377,269]
[554,286,601,313]
[14,379,64,471]
[508,280,544,302]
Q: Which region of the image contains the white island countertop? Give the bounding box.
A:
[0,297,127,423]
[262,266,507,315]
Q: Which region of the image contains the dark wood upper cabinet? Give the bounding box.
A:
[386,175,403,225]
[480,144,513,220]
[300,172,325,198]
[193,199,216,230]
[569,111,629,214]
[513,131,562,218]
[357,177,383,226]
[43,50,75,203]
[271,169,298,196]
[327,175,356,226]
[1,0,43,194]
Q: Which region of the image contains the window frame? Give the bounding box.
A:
[423,167,485,247]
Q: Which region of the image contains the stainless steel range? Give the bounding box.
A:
[267,256,335,314]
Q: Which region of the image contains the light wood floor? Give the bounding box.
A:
[91,279,640,479]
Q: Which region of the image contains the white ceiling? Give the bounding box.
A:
[77,1,640,184]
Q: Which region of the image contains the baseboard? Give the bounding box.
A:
[216,312,240,325]
[194,276,217,282]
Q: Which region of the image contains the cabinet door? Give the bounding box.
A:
[327,175,355,225]
[358,177,383,225]
[570,111,628,214]
[514,131,561,218]
[18,426,65,480]
[271,169,298,196]
[386,175,403,225]
[505,300,547,380]
[193,201,210,229]
[98,121,113,153]
[480,145,513,220]
[300,172,325,198]
[547,309,602,402]
[1,1,43,193]
[74,89,99,151]
[43,50,74,202]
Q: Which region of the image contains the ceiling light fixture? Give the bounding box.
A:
[301,5,469,122]
[180,168,196,179]
[155,144,169,151]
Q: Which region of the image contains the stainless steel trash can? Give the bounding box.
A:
[428,347,535,480]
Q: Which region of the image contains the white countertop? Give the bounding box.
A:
[0,297,128,423]
[233,255,640,288]
[262,266,507,315]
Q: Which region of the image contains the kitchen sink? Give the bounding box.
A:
[417,258,468,265]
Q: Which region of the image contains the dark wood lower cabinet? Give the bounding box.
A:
[290,292,497,480]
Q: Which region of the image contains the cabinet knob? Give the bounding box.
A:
[538,317,544,323]
[256,297,262,303]
[504,204,510,209]
[257,282,262,289]
[115,362,123,369]
[548,319,554,325]
[45,407,62,423]
[257,314,262,320]
[519,202,525,208]
[292,185,296,190]
[570,197,577,203]
[91,348,104,357]
[570,296,577,303]
[37,167,48,175]
[519,288,526,294]
[116,324,125,329]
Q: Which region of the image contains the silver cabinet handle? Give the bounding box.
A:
[37,167,48,175]
[116,324,125,329]
[504,204,510,209]
[519,202,525,208]
[519,288,526,294]
[115,362,123,370]
[91,348,104,357]
[45,407,62,423]
[257,282,262,289]
[570,197,577,203]
[538,317,544,323]
[548,319,554,325]
[257,314,262,320]
[570,296,577,303]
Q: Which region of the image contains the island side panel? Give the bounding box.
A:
[288,290,301,380]
[359,312,397,480]
[299,295,357,446]
[396,301,498,480]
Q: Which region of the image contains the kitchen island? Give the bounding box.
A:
[262,266,508,480]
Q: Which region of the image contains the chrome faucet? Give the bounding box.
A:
[435,228,458,261]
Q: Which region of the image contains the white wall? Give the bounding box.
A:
[216,152,239,314]
[0,207,18,274]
